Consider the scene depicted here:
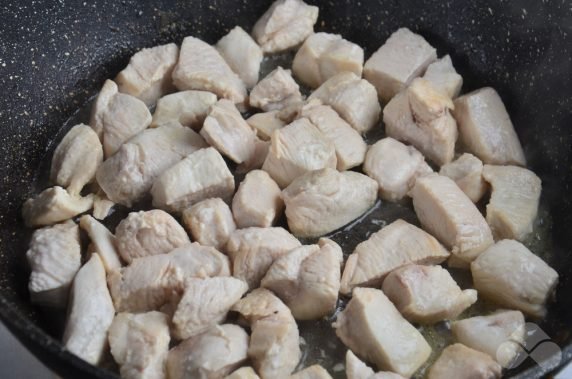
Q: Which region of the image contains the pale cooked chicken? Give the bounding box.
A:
[439,153,487,203]
[292,32,364,88]
[216,26,263,89]
[167,324,249,379]
[108,311,171,379]
[340,219,449,294]
[482,164,541,241]
[151,147,235,213]
[151,90,218,129]
[363,137,432,201]
[333,288,431,377]
[453,87,526,166]
[22,186,94,227]
[79,215,122,272]
[422,55,463,99]
[252,0,319,53]
[90,78,117,137]
[282,168,378,238]
[345,350,406,379]
[250,67,303,112]
[225,367,260,379]
[246,111,287,141]
[115,43,179,107]
[364,28,437,102]
[471,239,558,317]
[63,254,115,365]
[290,365,333,379]
[427,344,502,379]
[182,198,237,250]
[237,138,271,173]
[93,190,115,220]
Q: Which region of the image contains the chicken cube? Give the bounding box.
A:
[90,78,117,138]
[92,190,114,220]
[226,367,260,379]
[182,198,237,250]
[250,67,303,112]
[439,153,487,203]
[237,138,271,173]
[151,90,218,129]
[216,26,263,89]
[345,350,406,379]
[427,344,501,379]
[422,55,463,99]
[79,215,122,273]
[291,365,333,379]
[246,111,287,141]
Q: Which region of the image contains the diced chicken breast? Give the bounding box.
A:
[261,238,342,320]
[364,28,437,102]
[382,264,477,324]
[96,122,206,207]
[292,32,364,88]
[116,43,179,107]
[237,138,271,173]
[26,221,81,307]
[172,277,248,339]
[231,289,301,379]
[346,350,406,379]
[246,111,287,141]
[300,100,367,170]
[427,344,502,379]
[200,99,257,163]
[90,79,117,138]
[439,153,487,203]
[482,165,541,241]
[226,227,301,289]
[471,239,558,317]
[451,310,525,366]
[250,67,303,112]
[262,118,337,188]
[453,87,526,166]
[93,190,115,220]
[108,311,170,379]
[333,288,431,377]
[422,55,463,99]
[22,186,94,228]
[363,137,432,201]
[151,90,218,129]
[232,170,284,228]
[411,174,494,264]
[79,215,122,272]
[172,36,246,105]
[383,78,457,166]
[182,198,237,250]
[50,124,103,195]
[151,147,235,213]
[167,324,249,379]
[309,72,381,134]
[291,365,333,379]
[216,26,263,88]
[226,367,260,379]
[282,168,378,238]
[252,0,319,53]
[340,219,449,294]
[115,209,190,264]
[63,254,115,365]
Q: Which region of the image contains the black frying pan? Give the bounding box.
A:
[0,0,571,378]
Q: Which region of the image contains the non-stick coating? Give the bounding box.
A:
[0,0,571,378]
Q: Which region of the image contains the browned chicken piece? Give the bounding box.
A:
[340,219,449,294]
[79,215,122,272]
[453,87,526,166]
[471,239,558,317]
[345,350,406,379]
[333,288,431,377]
[422,55,463,99]
[182,198,237,250]
[115,43,179,107]
[427,344,502,379]
[290,365,333,379]
[364,28,437,102]
[216,26,263,89]
[236,138,271,173]
[225,367,260,379]
[151,90,218,129]
[250,67,303,112]
[246,111,287,141]
[439,153,487,203]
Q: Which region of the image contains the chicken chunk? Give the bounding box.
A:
[482,165,541,241]
[172,36,246,105]
[427,344,501,379]
[246,111,287,141]
[345,350,405,379]
[282,168,378,238]
[236,138,271,173]
[116,43,179,107]
[363,137,432,201]
[262,118,337,188]
[226,227,301,289]
[252,0,319,53]
[291,365,333,379]
[200,99,257,164]
[383,78,457,165]
[167,324,249,379]
[182,198,237,250]
[108,311,170,379]
[232,170,283,228]
[453,87,526,166]
[22,186,94,228]
[216,26,263,88]
[309,72,381,134]
[79,215,122,272]
[172,277,248,340]
[231,289,301,379]
[250,67,302,112]
[151,147,235,213]
[340,219,449,295]
[63,254,115,365]
[90,78,117,138]
[333,288,431,377]
[26,221,81,307]
[382,264,477,324]
[93,190,115,220]
[364,28,436,102]
[261,238,342,320]
[471,239,558,317]
[50,124,103,195]
[293,32,364,88]
[151,90,218,129]
[115,209,190,264]
[226,367,260,379]
[422,55,463,99]
[439,153,487,203]
[411,174,493,264]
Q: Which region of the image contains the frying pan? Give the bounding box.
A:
[0,0,571,377]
